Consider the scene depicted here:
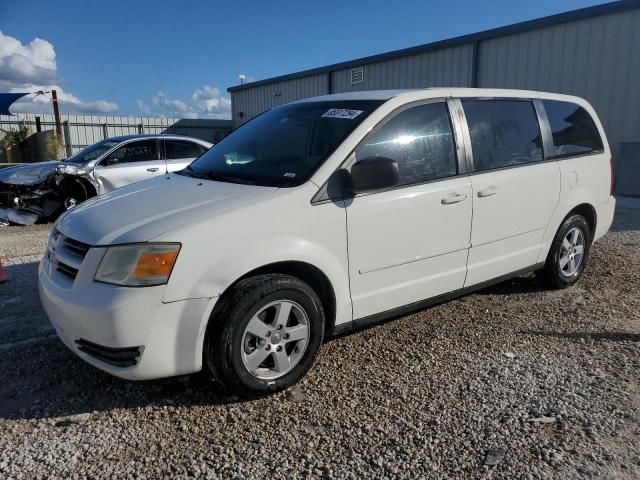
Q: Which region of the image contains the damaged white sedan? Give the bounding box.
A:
[0,134,211,224]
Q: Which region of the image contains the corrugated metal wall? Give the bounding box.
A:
[330,45,474,92]
[232,74,328,126]
[0,114,232,155]
[477,8,640,172]
[230,6,640,193]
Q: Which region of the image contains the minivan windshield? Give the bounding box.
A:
[183,100,384,187]
[65,139,120,164]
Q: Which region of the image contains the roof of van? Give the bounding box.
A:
[291,88,585,104]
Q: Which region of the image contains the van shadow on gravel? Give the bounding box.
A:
[0,261,52,347]
[473,273,546,296]
[0,339,246,422]
[0,271,551,423]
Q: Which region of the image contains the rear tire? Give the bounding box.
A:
[537,214,592,289]
[204,274,324,397]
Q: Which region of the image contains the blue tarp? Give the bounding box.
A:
[0,93,29,115]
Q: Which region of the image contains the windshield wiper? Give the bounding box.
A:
[205,172,257,185]
[180,165,205,178]
[180,166,257,185]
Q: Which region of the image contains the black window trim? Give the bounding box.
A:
[538,99,605,161]
[163,138,206,161]
[311,97,469,204]
[457,97,553,176]
[98,137,161,166]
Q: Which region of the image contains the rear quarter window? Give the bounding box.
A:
[165,140,205,159]
[462,100,543,172]
[542,100,604,159]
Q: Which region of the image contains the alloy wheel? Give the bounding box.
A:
[241,300,310,380]
[559,227,585,276]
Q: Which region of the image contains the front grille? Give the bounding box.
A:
[75,339,141,368]
[48,229,91,282]
[62,237,90,258]
[56,262,79,279]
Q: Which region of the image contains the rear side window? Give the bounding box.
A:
[356,102,457,186]
[542,100,604,159]
[463,100,543,172]
[165,140,205,159]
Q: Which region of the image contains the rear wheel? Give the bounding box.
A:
[537,214,592,289]
[204,274,324,396]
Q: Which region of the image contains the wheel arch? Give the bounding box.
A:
[568,203,597,237]
[210,260,337,335]
[537,201,598,265]
[59,175,98,201]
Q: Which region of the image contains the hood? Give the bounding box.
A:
[56,173,278,245]
[0,161,62,186]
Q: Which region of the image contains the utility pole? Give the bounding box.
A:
[51,89,62,140]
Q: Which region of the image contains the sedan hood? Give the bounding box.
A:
[56,173,278,245]
[0,161,62,185]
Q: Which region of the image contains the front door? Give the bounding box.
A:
[94,139,164,192]
[460,99,561,286]
[346,100,473,319]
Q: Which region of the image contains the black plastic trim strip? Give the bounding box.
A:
[330,262,546,337]
[56,262,78,279]
[75,339,141,368]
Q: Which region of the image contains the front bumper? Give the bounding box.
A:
[38,253,216,380]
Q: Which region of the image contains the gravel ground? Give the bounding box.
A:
[0,208,639,479]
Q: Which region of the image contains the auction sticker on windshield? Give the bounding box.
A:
[321,108,363,120]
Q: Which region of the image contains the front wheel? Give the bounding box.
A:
[204,274,325,397]
[537,214,592,289]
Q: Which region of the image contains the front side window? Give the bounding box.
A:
[355,102,457,186]
[463,100,543,172]
[542,100,604,159]
[165,140,205,159]
[186,100,384,187]
[104,140,158,165]
[65,139,120,165]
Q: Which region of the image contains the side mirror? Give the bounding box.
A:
[348,156,399,193]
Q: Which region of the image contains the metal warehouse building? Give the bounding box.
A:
[227,0,640,195]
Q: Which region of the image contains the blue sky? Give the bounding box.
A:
[1,0,607,117]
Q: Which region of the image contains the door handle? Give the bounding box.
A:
[441,193,468,205]
[477,186,499,198]
[146,167,159,172]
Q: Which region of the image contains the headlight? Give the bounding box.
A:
[57,164,87,175]
[95,243,181,286]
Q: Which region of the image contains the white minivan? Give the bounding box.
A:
[39,88,615,395]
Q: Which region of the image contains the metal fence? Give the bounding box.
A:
[0,113,233,156]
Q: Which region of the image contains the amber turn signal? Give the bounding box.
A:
[133,251,178,278]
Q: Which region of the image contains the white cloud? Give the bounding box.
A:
[191,85,232,116]
[153,91,192,114]
[144,85,231,119]
[0,31,118,115]
[0,31,56,87]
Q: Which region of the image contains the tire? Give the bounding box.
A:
[537,214,592,289]
[204,274,325,397]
